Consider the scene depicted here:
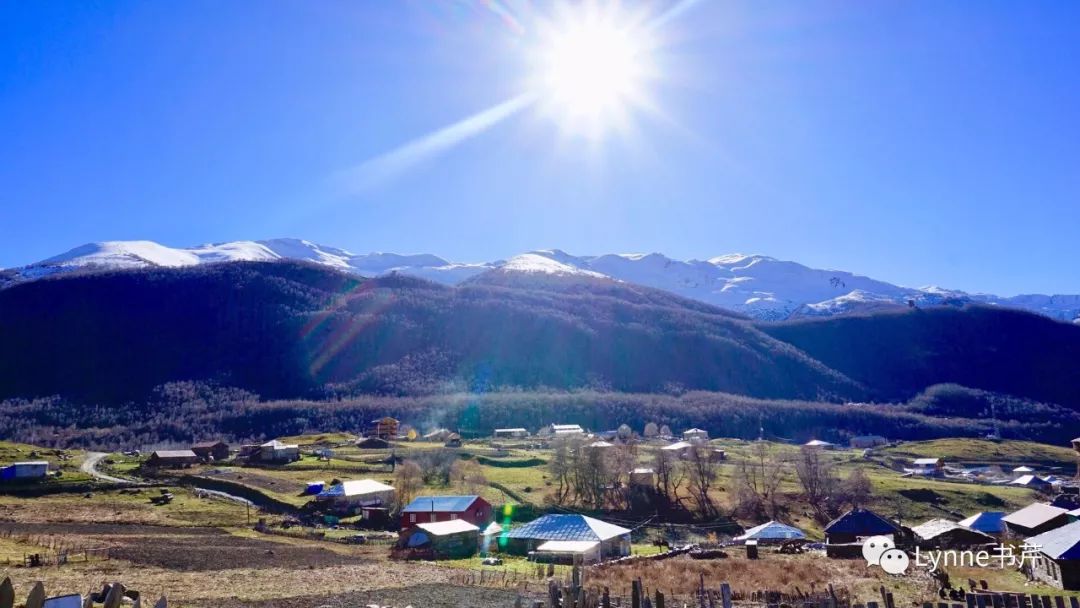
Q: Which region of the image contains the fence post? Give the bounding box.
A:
[632,579,642,608]
[720,583,733,608]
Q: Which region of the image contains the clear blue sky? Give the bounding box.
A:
[2,1,1078,295]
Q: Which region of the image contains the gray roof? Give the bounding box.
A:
[1003,503,1068,528]
[152,450,197,458]
[912,518,995,542]
[1028,520,1080,560]
[506,514,629,542]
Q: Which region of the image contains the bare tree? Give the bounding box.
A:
[393,460,424,510]
[547,437,573,505]
[643,422,659,438]
[653,446,684,503]
[450,459,488,494]
[842,467,873,509]
[684,445,719,517]
[795,446,839,521]
[733,442,788,519]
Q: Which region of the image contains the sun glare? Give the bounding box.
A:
[532,8,654,137]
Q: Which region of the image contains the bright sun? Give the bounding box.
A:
[531,8,654,137]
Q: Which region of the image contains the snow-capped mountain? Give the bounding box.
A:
[6,239,1080,323]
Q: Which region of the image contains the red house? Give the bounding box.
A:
[400,495,492,530]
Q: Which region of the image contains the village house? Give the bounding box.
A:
[660,441,694,458]
[734,521,807,544]
[546,424,585,437]
[849,435,888,449]
[682,428,709,442]
[1010,475,1052,491]
[191,441,230,462]
[400,519,480,559]
[443,433,462,448]
[803,439,835,450]
[1003,503,1070,537]
[909,458,945,477]
[504,514,631,560]
[0,461,49,481]
[370,417,400,440]
[584,440,615,450]
[314,479,396,514]
[911,519,996,550]
[1026,520,1080,590]
[958,512,1007,537]
[146,450,199,469]
[258,440,300,463]
[824,508,904,557]
[493,428,528,439]
[400,495,492,529]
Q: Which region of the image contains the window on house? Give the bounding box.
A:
[451,514,458,520]
[409,514,416,523]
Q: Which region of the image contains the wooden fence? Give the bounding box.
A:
[0,577,166,608]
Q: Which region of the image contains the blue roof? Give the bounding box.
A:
[824,508,901,536]
[402,495,481,513]
[506,514,630,542]
[958,512,1006,534]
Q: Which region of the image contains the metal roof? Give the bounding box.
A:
[662,441,693,451]
[910,518,994,543]
[1027,520,1080,560]
[11,461,49,467]
[151,450,197,458]
[804,440,834,447]
[824,508,901,536]
[506,514,630,542]
[734,521,807,542]
[958,512,1006,534]
[402,495,481,513]
[1003,503,1068,528]
[317,479,394,498]
[416,519,479,536]
[1010,475,1050,487]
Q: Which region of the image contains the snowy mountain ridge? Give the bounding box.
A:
[5,238,1079,323]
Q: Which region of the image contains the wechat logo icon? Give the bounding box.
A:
[862,536,909,575]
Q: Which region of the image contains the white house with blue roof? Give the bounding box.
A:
[504,514,631,559]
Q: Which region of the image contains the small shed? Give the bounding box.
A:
[443,433,462,448]
[422,429,453,442]
[584,440,615,450]
[315,479,396,513]
[191,441,230,462]
[803,439,835,450]
[1026,520,1080,590]
[146,450,199,469]
[909,458,945,477]
[958,512,1007,536]
[549,424,585,437]
[402,519,480,559]
[0,461,49,481]
[1013,466,1036,473]
[660,441,694,458]
[734,521,807,544]
[911,518,996,549]
[1003,503,1070,537]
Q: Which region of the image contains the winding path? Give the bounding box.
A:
[80,451,137,484]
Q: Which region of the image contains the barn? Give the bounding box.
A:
[400,495,492,530]
[146,450,199,469]
[1003,503,1070,538]
[191,441,230,462]
[1026,520,1080,590]
[824,508,903,557]
[0,461,49,481]
[911,519,996,549]
[315,479,396,514]
[504,514,630,560]
[400,519,480,559]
